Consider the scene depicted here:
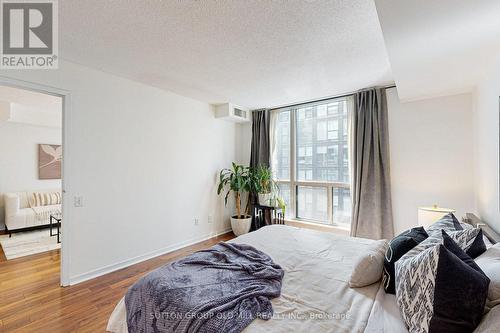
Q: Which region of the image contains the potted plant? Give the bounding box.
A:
[254,165,278,207]
[217,162,253,236]
[253,165,287,217]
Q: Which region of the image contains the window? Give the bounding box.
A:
[271,97,351,226]
[273,111,290,180]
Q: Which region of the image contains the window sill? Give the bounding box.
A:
[284,218,350,236]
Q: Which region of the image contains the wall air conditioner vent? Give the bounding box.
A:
[213,103,250,123]
[233,108,246,119]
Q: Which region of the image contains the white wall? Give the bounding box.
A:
[473,60,500,233]
[235,122,252,166]
[0,123,62,229]
[388,88,475,234]
[1,60,237,283]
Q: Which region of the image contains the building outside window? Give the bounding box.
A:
[271,97,352,227]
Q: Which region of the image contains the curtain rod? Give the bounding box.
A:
[267,84,397,111]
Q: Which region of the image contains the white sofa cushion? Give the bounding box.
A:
[6,204,61,230]
[17,191,31,209]
[6,208,37,230]
[4,193,19,218]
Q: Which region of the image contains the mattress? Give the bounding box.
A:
[107,225,402,333]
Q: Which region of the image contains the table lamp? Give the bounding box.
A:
[417,205,456,228]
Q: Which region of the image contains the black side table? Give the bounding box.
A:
[50,214,62,243]
[253,204,284,230]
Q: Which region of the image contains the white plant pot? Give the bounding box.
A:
[258,193,275,207]
[230,215,252,236]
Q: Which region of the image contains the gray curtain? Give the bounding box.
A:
[250,109,270,168]
[350,88,394,240]
[249,109,270,230]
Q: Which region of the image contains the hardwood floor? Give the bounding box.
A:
[0,232,234,333]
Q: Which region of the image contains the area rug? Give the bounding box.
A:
[0,229,60,260]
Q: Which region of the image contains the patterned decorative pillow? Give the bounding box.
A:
[400,228,486,261]
[395,234,489,333]
[382,227,429,294]
[426,213,462,234]
[29,192,62,207]
[459,221,494,249]
[459,221,474,230]
[446,228,486,259]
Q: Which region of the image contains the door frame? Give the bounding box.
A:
[0,75,72,286]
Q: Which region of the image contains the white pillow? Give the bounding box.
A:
[475,243,500,307]
[349,239,388,288]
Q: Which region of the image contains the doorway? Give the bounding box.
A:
[0,76,70,286]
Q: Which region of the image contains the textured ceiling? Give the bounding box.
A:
[59,0,393,109]
[375,0,500,101]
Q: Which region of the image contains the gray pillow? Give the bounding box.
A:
[475,304,500,333]
[349,239,388,288]
[475,243,500,307]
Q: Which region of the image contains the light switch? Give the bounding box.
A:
[74,196,83,207]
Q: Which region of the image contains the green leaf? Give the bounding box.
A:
[217,182,224,195]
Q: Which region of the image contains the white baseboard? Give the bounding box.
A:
[69,228,232,285]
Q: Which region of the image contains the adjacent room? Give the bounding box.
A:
[0,1,499,333]
[0,86,63,261]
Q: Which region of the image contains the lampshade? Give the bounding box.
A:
[417,205,456,228]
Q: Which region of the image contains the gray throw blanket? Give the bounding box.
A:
[125,242,284,333]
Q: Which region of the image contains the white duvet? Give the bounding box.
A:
[108,225,497,332]
[108,225,393,333]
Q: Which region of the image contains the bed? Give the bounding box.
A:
[107,215,499,333]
